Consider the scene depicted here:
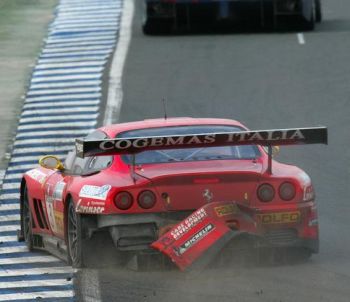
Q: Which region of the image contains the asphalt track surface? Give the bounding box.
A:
[85,1,350,301]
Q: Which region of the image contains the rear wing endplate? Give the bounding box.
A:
[75,126,327,158]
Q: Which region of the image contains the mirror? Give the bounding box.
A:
[39,155,64,171]
[263,146,280,158]
[272,146,280,158]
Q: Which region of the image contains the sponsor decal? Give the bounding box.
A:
[308,218,318,227]
[202,189,213,203]
[54,211,64,233]
[44,182,66,232]
[214,204,237,217]
[76,141,84,154]
[244,192,249,201]
[76,199,105,214]
[257,211,301,224]
[89,200,105,206]
[170,208,207,240]
[53,181,66,200]
[98,130,306,152]
[45,184,56,232]
[27,169,47,184]
[76,127,327,158]
[176,223,215,255]
[79,184,111,200]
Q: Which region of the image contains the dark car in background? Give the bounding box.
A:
[142,0,322,34]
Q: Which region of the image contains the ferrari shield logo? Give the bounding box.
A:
[203,189,213,203]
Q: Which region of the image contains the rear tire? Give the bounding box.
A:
[67,200,85,268]
[315,0,322,22]
[22,185,33,251]
[301,5,315,31]
[142,1,172,35]
[143,19,172,35]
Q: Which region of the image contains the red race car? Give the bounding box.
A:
[18,118,327,268]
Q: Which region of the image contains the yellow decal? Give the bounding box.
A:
[257,211,300,224]
[215,204,237,217]
[54,211,64,232]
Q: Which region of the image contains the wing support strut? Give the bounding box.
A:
[267,145,273,175]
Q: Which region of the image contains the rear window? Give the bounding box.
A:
[119,125,261,165]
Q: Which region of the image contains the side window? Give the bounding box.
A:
[88,155,113,171]
[64,151,76,171]
[67,130,113,175]
[72,156,89,175]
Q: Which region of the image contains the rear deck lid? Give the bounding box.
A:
[136,160,263,210]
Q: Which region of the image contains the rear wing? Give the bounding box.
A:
[75,126,327,158]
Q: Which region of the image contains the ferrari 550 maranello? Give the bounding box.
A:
[18,118,327,269]
[142,0,322,34]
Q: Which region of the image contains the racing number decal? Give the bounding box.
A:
[45,181,66,234]
[45,184,57,233]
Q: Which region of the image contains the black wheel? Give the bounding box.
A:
[142,1,172,35]
[142,18,172,35]
[315,0,322,22]
[22,184,33,251]
[67,200,84,267]
[301,7,315,31]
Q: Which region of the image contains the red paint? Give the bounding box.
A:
[21,117,320,260]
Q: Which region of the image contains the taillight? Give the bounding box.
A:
[114,192,133,210]
[279,182,296,201]
[257,184,275,202]
[138,190,156,209]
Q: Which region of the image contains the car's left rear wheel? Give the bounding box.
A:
[67,200,84,268]
[315,0,322,22]
[22,185,33,251]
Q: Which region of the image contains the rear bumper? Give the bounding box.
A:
[96,204,319,253]
[97,211,192,251]
[146,0,311,24]
[259,230,319,253]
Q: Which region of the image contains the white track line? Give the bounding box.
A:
[35,60,105,69]
[0,267,75,277]
[23,100,99,109]
[19,113,99,123]
[14,138,76,146]
[0,225,19,232]
[0,279,73,289]
[297,33,305,45]
[18,121,96,131]
[16,129,89,138]
[31,75,102,84]
[0,291,75,301]
[0,256,59,265]
[0,215,19,221]
[0,246,27,255]
[21,107,99,115]
[1,174,23,180]
[104,0,134,125]
[0,236,18,243]
[0,203,19,210]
